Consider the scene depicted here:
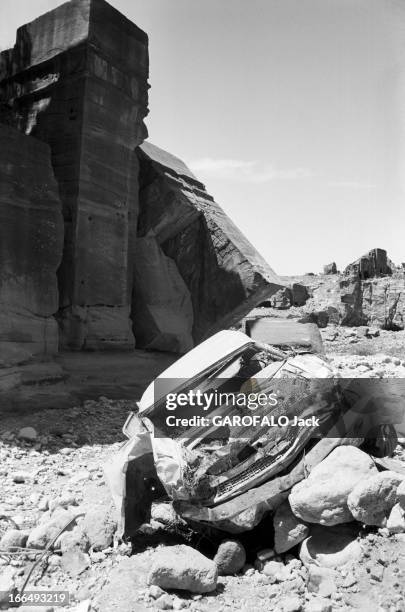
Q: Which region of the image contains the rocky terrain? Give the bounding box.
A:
[1,325,405,612]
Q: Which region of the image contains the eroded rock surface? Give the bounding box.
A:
[0,125,63,369]
[136,142,284,345]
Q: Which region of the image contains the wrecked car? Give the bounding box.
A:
[105,327,400,536]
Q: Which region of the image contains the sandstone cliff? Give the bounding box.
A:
[0,125,63,372]
[0,0,149,350]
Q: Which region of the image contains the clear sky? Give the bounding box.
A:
[2,0,404,275]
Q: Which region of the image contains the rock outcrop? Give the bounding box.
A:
[344,248,393,280]
[339,275,405,330]
[289,446,378,526]
[323,262,337,275]
[136,142,284,344]
[0,0,149,350]
[0,125,63,368]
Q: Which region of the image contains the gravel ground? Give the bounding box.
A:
[0,332,405,612]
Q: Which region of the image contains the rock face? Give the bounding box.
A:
[289,446,378,526]
[213,540,246,575]
[296,266,405,330]
[0,125,63,366]
[267,284,308,309]
[136,142,284,345]
[0,0,149,350]
[339,275,405,330]
[147,544,218,593]
[344,248,393,280]
[132,234,194,353]
[347,471,405,526]
[323,262,337,275]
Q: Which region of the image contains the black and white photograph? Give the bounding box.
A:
[0,1,405,611]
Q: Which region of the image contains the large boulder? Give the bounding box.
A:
[347,471,405,526]
[387,503,405,534]
[307,566,337,598]
[147,545,218,593]
[27,507,76,549]
[289,446,378,526]
[0,0,149,350]
[137,142,284,344]
[274,500,309,554]
[213,540,246,575]
[82,505,117,551]
[299,524,362,568]
[291,283,309,306]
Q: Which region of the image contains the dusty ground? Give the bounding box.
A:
[0,330,405,612]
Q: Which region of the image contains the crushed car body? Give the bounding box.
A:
[105,327,401,536]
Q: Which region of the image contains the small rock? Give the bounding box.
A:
[18,427,38,442]
[347,471,405,526]
[82,506,117,551]
[370,564,384,582]
[172,598,188,610]
[0,529,28,551]
[274,500,309,553]
[156,593,174,610]
[49,494,78,513]
[307,566,337,597]
[214,540,246,575]
[56,525,89,553]
[256,548,276,562]
[281,595,302,612]
[387,503,405,534]
[47,554,61,568]
[305,597,332,612]
[341,573,357,588]
[70,470,91,484]
[147,544,217,593]
[60,550,90,577]
[38,496,50,511]
[151,502,180,526]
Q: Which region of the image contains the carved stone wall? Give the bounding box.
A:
[0,0,149,349]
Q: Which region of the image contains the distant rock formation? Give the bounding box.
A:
[266,283,309,309]
[344,249,393,280]
[323,262,337,275]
